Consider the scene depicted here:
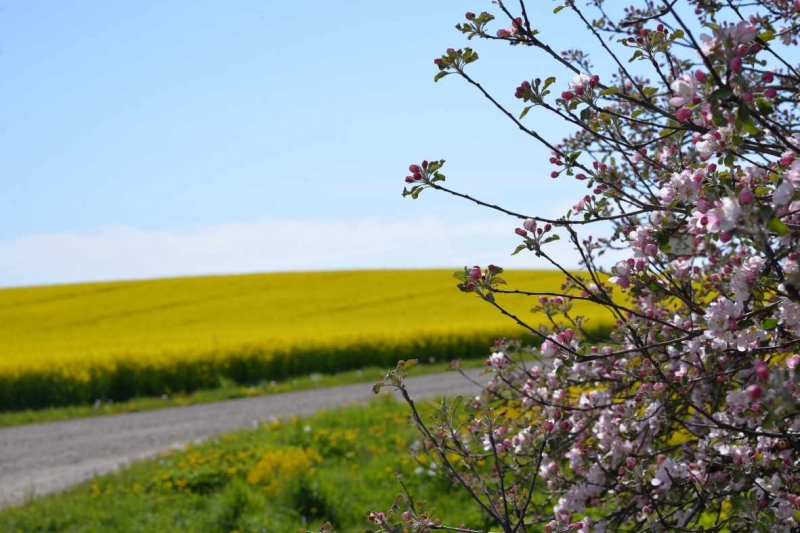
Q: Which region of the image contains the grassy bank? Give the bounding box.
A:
[0,397,490,532]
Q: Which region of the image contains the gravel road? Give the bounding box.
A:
[0,368,487,508]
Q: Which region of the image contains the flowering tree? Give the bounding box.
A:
[369,1,800,532]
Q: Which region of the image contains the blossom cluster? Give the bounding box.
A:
[383,1,800,532]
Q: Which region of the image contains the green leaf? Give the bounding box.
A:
[600,86,618,96]
[709,87,733,102]
[712,110,728,127]
[756,98,774,115]
[372,382,384,394]
[543,234,560,244]
[762,318,779,329]
[767,217,789,236]
[401,359,418,370]
[735,105,760,136]
[434,71,449,82]
[511,244,528,256]
[758,30,775,42]
[544,76,556,88]
[453,270,467,282]
[671,29,685,40]
[642,86,658,97]
[553,5,565,13]
[519,106,533,119]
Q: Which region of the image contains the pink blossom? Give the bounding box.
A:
[669,74,698,107]
[774,180,795,206]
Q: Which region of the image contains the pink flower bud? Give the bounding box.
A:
[497,29,511,38]
[730,57,743,73]
[465,281,475,291]
[695,70,708,83]
[434,58,442,66]
[762,72,774,83]
[523,218,537,232]
[409,164,421,174]
[747,383,762,400]
[465,12,475,20]
[561,90,574,100]
[589,75,599,87]
[741,91,753,103]
[675,107,692,121]
[739,187,754,205]
[469,266,482,280]
[765,87,777,98]
[754,360,769,380]
[515,228,527,237]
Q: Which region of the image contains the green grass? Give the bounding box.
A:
[0,359,484,429]
[0,397,493,532]
[0,269,614,411]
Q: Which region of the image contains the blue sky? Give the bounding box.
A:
[0,1,594,287]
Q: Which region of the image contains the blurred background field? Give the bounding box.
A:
[0,269,613,411]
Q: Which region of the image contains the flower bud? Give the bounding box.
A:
[465,11,475,20]
[523,218,537,232]
[754,360,769,381]
[741,91,753,103]
[469,266,482,280]
[730,57,743,73]
[739,187,754,205]
[675,107,692,121]
[561,90,574,100]
[746,383,762,400]
[695,69,708,83]
[765,87,777,98]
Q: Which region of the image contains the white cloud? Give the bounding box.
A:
[0,215,619,287]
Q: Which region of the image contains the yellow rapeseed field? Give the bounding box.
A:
[0,269,613,410]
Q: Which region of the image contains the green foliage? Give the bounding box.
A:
[0,398,484,532]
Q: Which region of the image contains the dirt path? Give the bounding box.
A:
[0,369,486,508]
